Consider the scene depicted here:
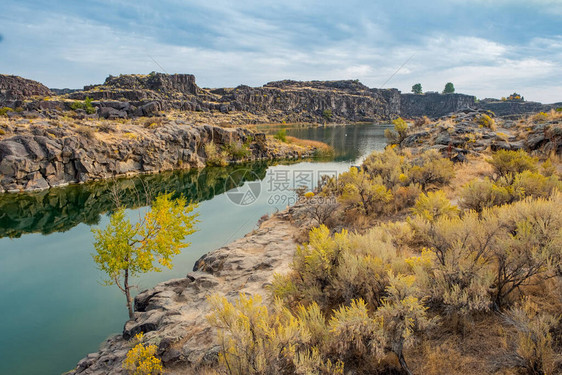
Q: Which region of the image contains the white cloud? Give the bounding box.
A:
[0,3,560,102]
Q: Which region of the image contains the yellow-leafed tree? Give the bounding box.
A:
[92,193,198,318]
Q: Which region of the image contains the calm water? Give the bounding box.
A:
[0,123,389,375]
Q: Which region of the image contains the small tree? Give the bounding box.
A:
[92,193,198,318]
[442,82,455,94]
[411,83,422,95]
[384,117,409,145]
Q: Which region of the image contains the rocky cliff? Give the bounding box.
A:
[0,73,483,122]
[400,92,476,118]
[0,120,313,193]
[4,73,557,124]
[0,74,51,107]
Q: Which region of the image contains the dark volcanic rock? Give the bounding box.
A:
[476,99,557,116]
[0,122,316,193]
[400,92,476,118]
[0,74,51,105]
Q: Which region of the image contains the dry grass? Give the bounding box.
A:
[408,314,516,375]
[442,155,494,203]
[285,135,333,152]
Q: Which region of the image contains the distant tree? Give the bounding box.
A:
[92,193,198,318]
[322,109,333,122]
[442,82,455,94]
[411,83,423,95]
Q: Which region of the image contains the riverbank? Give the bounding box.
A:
[67,208,304,375]
[0,117,327,193]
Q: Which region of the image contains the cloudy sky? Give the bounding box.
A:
[1,0,561,102]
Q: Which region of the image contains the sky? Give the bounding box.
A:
[0,0,561,103]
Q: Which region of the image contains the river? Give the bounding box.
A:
[0,123,390,375]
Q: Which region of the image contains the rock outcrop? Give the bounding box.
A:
[68,211,300,375]
[0,74,52,107]
[398,108,562,159]
[476,99,560,117]
[0,121,312,193]
[400,92,476,118]
[0,73,485,123]
[5,73,558,124]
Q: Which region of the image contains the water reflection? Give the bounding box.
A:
[0,163,269,238]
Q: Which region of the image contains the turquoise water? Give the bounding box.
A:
[0,123,389,375]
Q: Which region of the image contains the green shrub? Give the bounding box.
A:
[123,333,163,375]
[362,148,404,188]
[384,118,409,144]
[337,168,393,216]
[407,150,455,190]
[0,107,14,116]
[532,111,549,122]
[411,190,459,222]
[271,225,407,313]
[75,125,95,139]
[408,211,496,316]
[392,184,422,212]
[504,299,559,374]
[487,149,538,177]
[541,158,556,177]
[205,141,229,167]
[511,170,561,200]
[410,194,562,311]
[461,178,512,212]
[207,293,343,375]
[322,109,333,121]
[274,128,287,142]
[225,140,251,159]
[70,97,96,114]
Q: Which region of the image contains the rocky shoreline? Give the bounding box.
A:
[67,209,301,375]
[0,121,317,193]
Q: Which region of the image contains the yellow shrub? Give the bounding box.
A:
[123,333,163,375]
[411,190,459,222]
[476,114,496,130]
[487,149,538,177]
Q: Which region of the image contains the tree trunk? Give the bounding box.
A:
[398,351,413,375]
[124,269,134,319]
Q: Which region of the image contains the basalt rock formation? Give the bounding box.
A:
[398,108,562,160]
[0,121,313,193]
[0,74,52,107]
[400,92,476,118]
[2,73,559,123]
[0,73,481,122]
[476,98,560,117]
